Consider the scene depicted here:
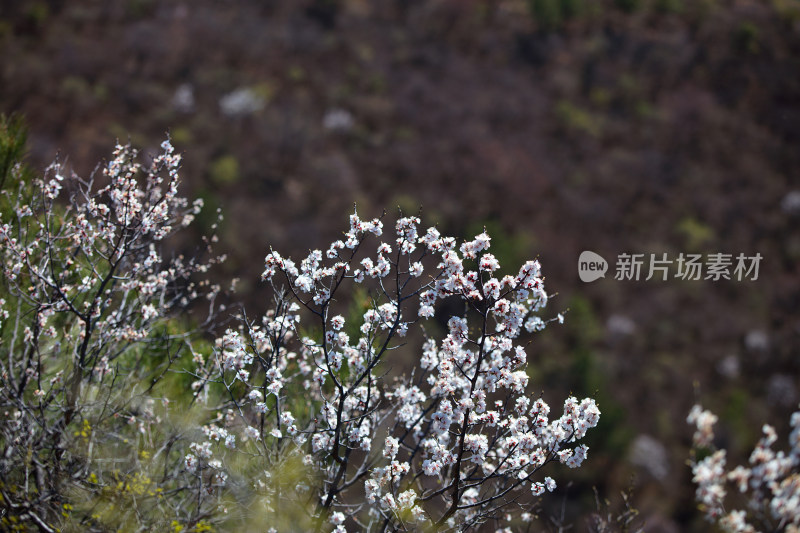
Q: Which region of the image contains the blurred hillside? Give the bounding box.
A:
[2,0,799,530]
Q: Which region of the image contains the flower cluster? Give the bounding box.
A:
[196,209,600,531]
[688,404,800,532]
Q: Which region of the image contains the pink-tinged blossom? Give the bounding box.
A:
[330,315,345,331]
[396,216,420,254]
[419,227,444,251]
[465,434,489,463]
[692,449,727,520]
[280,411,295,427]
[190,441,212,459]
[266,381,282,397]
[384,436,400,459]
[483,277,501,300]
[380,493,397,511]
[687,404,719,448]
[312,433,331,453]
[330,511,345,526]
[185,454,198,473]
[364,478,381,503]
[422,459,442,476]
[294,275,313,293]
[419,303,435,319]
[479,253,500,272]
[397,489,418,511]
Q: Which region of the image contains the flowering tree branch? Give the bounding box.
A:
[688,404,800,532]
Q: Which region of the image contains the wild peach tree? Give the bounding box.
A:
[192,211,600,532]
[0,138,223,531]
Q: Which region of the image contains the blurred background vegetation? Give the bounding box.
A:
[1,1,799,530]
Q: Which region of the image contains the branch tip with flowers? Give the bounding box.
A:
[688,403,800,533]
